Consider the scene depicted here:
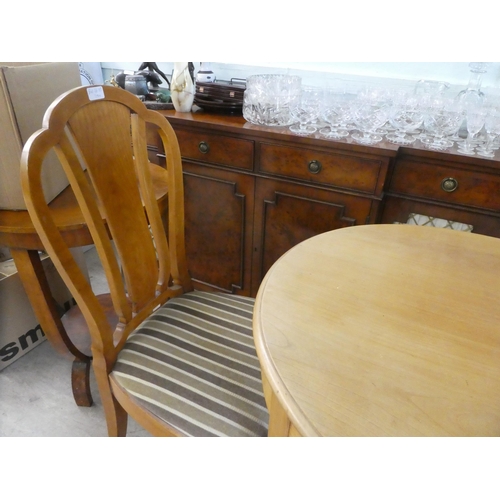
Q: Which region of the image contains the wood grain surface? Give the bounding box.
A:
[253,224,500,436]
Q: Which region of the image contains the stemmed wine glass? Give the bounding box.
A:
[413,80,450,142]
[289,86,322,136]
[477,107,500,158]
[457,105,486,156]
[386,93,424,145]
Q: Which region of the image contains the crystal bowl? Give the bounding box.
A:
[243,74,302,126]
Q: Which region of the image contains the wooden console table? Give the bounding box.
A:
[0,164,169,407]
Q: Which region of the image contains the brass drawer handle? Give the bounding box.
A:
[441,177,458,193]
[308,160,322,174]
[198,141,210,154]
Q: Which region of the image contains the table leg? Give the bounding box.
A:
[71,359,94,407]
[267,390,293,437]
[10,248,93,407]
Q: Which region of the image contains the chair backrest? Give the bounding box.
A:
[20,85,193,363]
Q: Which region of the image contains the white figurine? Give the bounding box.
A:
[170,62,195,112]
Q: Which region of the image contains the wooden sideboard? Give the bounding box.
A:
[147,110,500,297]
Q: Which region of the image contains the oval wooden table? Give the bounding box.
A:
[0,163,169,407]
[253,224,500,436]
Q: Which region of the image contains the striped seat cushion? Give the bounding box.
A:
[111,291,269,436]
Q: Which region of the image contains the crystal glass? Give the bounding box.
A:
[289,86,322,136]
[351,88,390,145]
[320,88,352,139]
[414,79,450,96]
[421,98,464,151]
[457,62,488,108]
[386,93,424,145]
[243,74,302,126]
[454,63,489,141]
[334,93,357,132]
[457,105,486,155]
[414,80,450,141]
[477,107,500,158]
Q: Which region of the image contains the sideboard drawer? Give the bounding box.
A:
[258,142,386,194]
[390,159,500,211]
[174,128,254,171]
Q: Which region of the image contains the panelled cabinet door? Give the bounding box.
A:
[182,161,255,296]
[251,177,378,295]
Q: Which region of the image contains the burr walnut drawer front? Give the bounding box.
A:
[174,128,254,171]
[258,142,386,194]
[390,159,500,211]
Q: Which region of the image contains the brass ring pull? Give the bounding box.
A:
[198,141,210,154]
[441,177,458,193]
[308,160,322,174]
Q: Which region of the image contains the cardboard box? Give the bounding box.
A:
[0,62,82,210]
[0,248,88,371]
[0,246,11,262]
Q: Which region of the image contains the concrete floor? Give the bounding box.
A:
[0,247,151,437]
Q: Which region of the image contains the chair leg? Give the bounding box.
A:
[71,358,93,407]
[107,396,129,437]
[100,388,128,437]
[92,359,128,436]
[98,390,128,437]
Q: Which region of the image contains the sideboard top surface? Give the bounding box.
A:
[159,109,500,170]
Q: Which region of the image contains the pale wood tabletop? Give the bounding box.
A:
[253,224,500,436]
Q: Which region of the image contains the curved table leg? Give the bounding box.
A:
[10,248,93,407]
[71,358,93,407]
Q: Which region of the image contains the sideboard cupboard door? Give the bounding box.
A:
[182,161,255,296]
[251,177,378,296]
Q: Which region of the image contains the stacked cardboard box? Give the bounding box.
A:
[0,62,82,210]
[0,249,88,371]
[0,62,90,370]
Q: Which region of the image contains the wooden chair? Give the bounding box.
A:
[20,85,269,437]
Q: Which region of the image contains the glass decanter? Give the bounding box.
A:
[457,62,488,108]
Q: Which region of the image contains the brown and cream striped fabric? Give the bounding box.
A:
[111,291,269,436]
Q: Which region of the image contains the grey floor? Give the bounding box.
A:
[0,246,151,437]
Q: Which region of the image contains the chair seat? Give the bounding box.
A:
[111,291,269,436]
